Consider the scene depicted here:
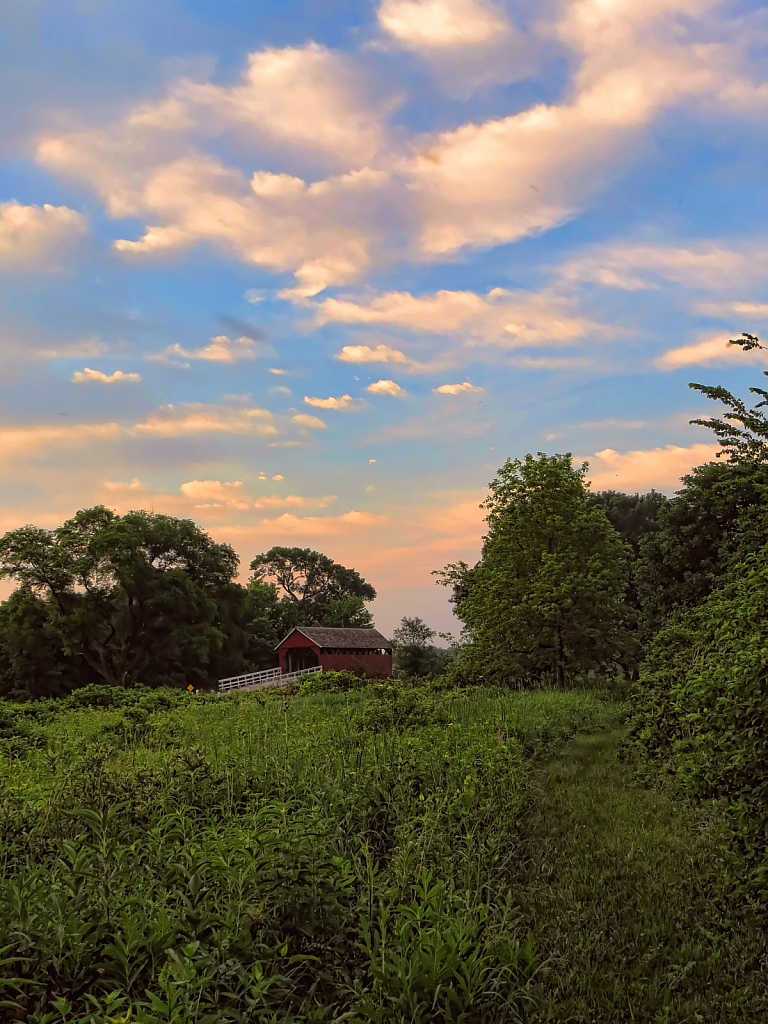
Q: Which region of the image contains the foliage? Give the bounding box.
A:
[391,616,451,677]
[438,454,631,687]
[689,332,768,462]
[635,459,768,630]
[586,489,668,555]
[627,543,768,897]
[0,681,614,1022]
[0,508,247,695]
[249,546,376,632]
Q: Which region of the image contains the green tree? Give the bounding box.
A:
[635,459,768,630]
[248,547,376,628]
[437,454,630,687]
[0,507,247,692]
[0,587,85,699]
[690,333,768,462]
[587,490,668,555]
[391,615,448,677]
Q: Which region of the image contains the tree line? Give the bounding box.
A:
[0,524,376,699]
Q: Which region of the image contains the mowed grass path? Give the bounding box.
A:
[515,729,768,1024]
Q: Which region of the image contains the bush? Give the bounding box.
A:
[626,545,768,896]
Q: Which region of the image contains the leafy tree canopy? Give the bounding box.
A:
[0,507,247,693]
[437,453,630,687]
[391,615,449,677]
[248,546,376,630]
[690,333,768,462]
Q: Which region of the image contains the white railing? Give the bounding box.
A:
[218,664,322,694]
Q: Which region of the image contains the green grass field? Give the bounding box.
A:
[1,682,766,1022]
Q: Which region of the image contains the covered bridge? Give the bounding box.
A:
[277,627,392,677]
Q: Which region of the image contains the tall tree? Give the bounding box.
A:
[248,547,376,628]
[690,333,768,462]
[0,507,247,692]
[391,615,447,677]
[437,454,630,687]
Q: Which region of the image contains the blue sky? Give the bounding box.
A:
[2,0,768,634]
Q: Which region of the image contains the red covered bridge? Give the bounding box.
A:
[277,626,392,677]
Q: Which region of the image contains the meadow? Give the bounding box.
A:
[1,678,766,1023]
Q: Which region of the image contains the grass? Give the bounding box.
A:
[514,729,768,1022]
[0,683,615,1023]
[1,681,766,1022]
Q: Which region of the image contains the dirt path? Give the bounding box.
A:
[514,730,768,1023]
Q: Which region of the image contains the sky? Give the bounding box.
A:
[1,0,768,636]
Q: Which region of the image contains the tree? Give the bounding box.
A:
[248,547,376,628]
[690,333,768,462]
[0,507,247,692]
[437,454,630,687]
[586,490,668,555]
[635,459,768,630]
[391,616,448,677]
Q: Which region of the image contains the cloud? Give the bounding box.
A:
[269,367,288,375]
[134,404,278,437]
[377,0,508,50]
[375,0,530,94]
[37,336,110,360]
[180,480,250,509]
[103,478,144,492]
[509,355,592,370]
[367,379,406,396]
[586,443,720,493]
[37,43,393,295]
[291,413,327,429]
[654,334,768,370]
[695,300,768,318]
[152,334,268,364]
[71,367,142,383]
[335,343,432,372]
[317,287,595,348]
[0,202,88,271]
[272,474,284,480]
[434,382,484,394]
[271,386,292,396]
[0,422,123,461]
[303,393,362,410]
[559,241,765,292]
[254,509,387,534]
[253,493,336,509]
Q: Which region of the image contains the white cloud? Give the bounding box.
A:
[375,0,530,95]
[378,0,508,50]
[510,355,592,370]
[586,443,720,493]
[695,300,768,318]
[434,381,484,394]
[292,413,327,429]
[180,479,250,509]
[0,202,87,270]
[0,422,122,461]
[559,241,765,292]
[37,336,110,360]
[303,393,362,410]
[272,474,284,480]
[253,493,336,509]
[71,367,142,383]
[254,509,387,533]
[317,287,595,348]
[271,386,292,396]
[367,379,407,396]
[103,477,143,491]
[134,404,278,437]
[335,343,433,373]
[654,333,768,370]
[153,334,267,364]
[269,367,288,375]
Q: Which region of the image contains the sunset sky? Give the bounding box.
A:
[2,0,768,633]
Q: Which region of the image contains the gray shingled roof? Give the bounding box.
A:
[276,627,391,650]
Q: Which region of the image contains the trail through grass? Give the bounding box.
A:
[515,729,768,1023]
